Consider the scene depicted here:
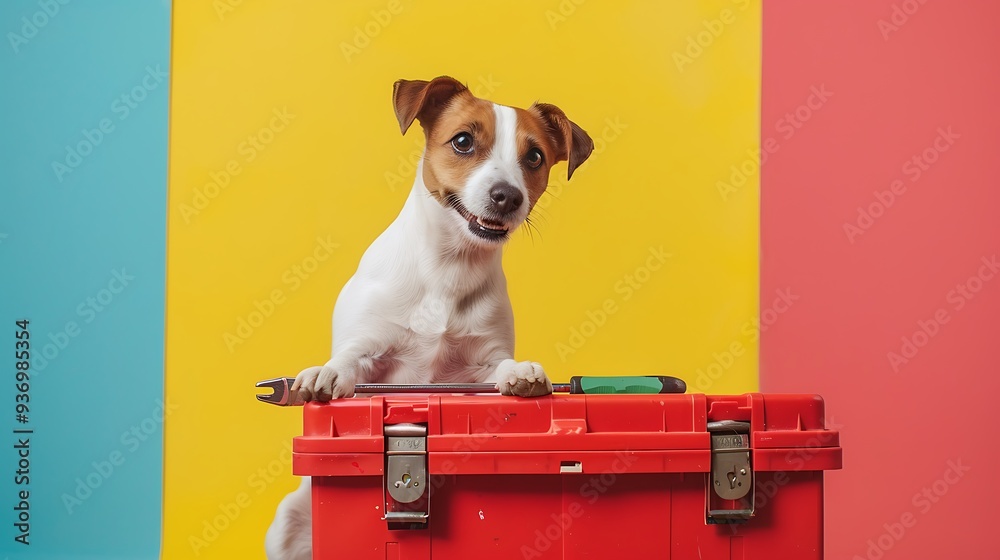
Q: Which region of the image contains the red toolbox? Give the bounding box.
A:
[293,393,842,559]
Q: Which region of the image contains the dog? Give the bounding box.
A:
[264,75,593,559]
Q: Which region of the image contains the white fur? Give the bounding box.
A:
[462,105,528,227]
[264,105,551,559]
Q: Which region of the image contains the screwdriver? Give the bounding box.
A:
[255,375,686,406]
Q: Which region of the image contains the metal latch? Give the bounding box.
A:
[384,423,428,527]
[707,420,754,523]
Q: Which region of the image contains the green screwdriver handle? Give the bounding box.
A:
[563,375,686,394]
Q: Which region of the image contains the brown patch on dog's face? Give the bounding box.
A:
[420,93,497,203]
[512,107,563,209]
[528,102,595,183]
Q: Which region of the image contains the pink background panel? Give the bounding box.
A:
[761,1,999,558]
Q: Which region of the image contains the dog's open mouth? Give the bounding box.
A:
[446,196,510,242]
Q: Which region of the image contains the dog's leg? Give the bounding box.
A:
[264,477,313,560]
[486,358,553,397]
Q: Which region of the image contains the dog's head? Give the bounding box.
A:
[393,76,594,246]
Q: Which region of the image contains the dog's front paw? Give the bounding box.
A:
[291,362,357,402]
[495,359,552,397]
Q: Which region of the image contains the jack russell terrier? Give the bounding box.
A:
[264,75,594,559]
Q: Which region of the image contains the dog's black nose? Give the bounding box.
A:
[489,183,523,214]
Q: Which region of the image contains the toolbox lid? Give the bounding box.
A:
[293,393,842,477]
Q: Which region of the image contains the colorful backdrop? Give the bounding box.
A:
[164,1,759,558]
[2,0,994,559]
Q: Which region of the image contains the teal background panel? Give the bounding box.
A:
[0,0,171,558]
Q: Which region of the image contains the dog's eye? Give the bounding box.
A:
[451,133,474,154]
[525,148,544,169]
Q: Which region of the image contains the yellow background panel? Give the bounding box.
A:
[165,1,760,557]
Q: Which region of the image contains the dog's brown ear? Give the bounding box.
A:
[531,103,594,180]
[392,76,467,135]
